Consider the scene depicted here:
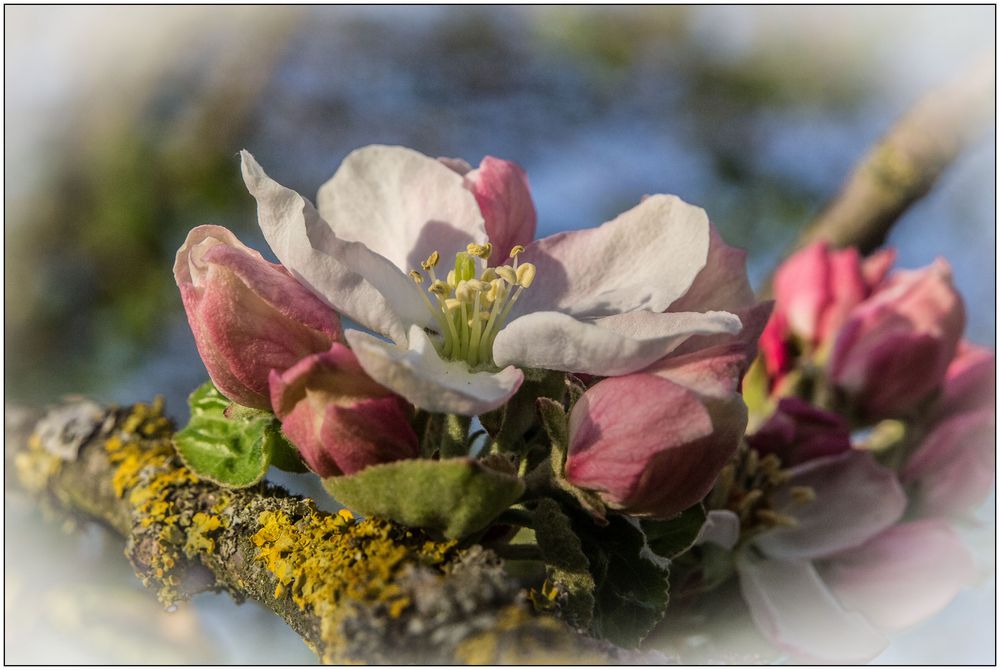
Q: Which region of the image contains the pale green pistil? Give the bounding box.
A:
[410,244,534,368]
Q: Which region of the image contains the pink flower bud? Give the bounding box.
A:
[174,225,341,409]
[761,242,894,386]
[828,259,965,419]
[747,397,852,466]
[564,343,750,518]
[269,344,419,477]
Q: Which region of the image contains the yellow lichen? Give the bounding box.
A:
[250,508,456,662]
[102,398,227,604]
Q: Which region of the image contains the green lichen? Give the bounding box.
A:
[250,508,456,662]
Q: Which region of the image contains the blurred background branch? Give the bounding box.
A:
[797,51,995,255]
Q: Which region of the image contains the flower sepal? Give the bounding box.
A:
[322,457,526,539]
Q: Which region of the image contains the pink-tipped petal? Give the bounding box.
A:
[737,553,888,663]
[493,309,741,377]
[755,451,906,560]
[902,407,996,516]
[464,156,537,262]
[241,150,427,343]
[668,225,755,313]
[820,520,977,631]
[511,194,711,319]
[316,145,487,275]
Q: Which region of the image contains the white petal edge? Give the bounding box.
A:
[492,309,741,376]
[754,451,906,561]
[316,145,487,274]
[737,553,888,663]
[511,194,711,319]
[345,325,524,416]
[695,510,741,550]
[241,150,432,343]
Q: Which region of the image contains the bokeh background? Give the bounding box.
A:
[5,5,995,663]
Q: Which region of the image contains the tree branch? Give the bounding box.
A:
[8,398,614,664]
[801,52,994,255]
[800,51,994,255]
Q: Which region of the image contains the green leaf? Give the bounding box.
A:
[642,504,707,560]
[270,429,308,473]
[538,397,608,524]
[489,369,566,452]
[575,513,670,648]
[533,498,595,629]
[173,381,276,487]
[323,458,525,539]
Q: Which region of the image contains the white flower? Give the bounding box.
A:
[240,145,741,415]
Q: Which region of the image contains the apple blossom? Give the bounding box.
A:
[239,145,742,416]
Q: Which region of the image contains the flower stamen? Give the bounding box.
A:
[413,246,535,368]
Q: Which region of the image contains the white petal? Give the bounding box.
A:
[511,194,710,319]
[737,553,888,663]
[345,325,524,416]
[241,150,432,343]
[317,145,487,274]
[492,309,741,376]
[695,510,741,550]
[820,520,977,631]
[754,451,906,561]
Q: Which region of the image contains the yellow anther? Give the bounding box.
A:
[465,279,490,293]
[789,486,817,504]
[496,266,517,285]
[516,262,536,288]
[428,280,450,297]
[409,270,424,283]
[481,267,497,283]
[466,242,493,259]
[421,250,440,270]
[446,270,458,287]
[509,245,525,258]
[444,298,462,311]
[455,281,474,303]
[486,279,504,303]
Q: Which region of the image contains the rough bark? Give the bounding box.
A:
[8,398,615,664]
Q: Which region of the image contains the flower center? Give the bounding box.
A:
[410,243,535,368]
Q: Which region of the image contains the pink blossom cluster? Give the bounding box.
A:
[720,241,996,661]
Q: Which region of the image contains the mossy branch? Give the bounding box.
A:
[8,398,614,664]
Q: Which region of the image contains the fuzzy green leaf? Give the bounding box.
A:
[323,458,525,539]
[575,513,670,648]
[270,430,308,473]
[489,369,566,452]
[642,504,707,559]
[173,381,276,487]
[534,498,595,629]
